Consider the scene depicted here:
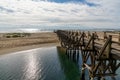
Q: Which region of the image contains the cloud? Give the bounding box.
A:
[0,6,14,13]
[0,0,119,28]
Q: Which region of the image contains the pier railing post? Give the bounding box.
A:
[103,32,107,41]
[88,31,91,38]
[107,35,112,58]
[82,32,85,47]
[98,35,112,59]
[92,33,95,66]
[118,32,120,45]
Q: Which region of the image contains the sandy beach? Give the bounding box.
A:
[0,31,119,55]
[0,32,60,55]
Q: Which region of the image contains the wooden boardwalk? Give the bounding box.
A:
[56,30,120,80]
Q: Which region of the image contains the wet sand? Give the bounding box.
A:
[0,43,60,55]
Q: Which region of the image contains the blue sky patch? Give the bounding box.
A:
[48,0,84,3]
[0,6,14,13]
[47,0,97,7]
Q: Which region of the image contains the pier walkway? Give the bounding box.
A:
[56,30,120,80]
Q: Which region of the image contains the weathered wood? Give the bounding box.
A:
[104,32,108,41]
[97,36,111,59]
[56,30,120,80]
[119,32,120,44]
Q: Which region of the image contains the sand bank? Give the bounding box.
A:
[0,32,60,55]
[0,42,60,55]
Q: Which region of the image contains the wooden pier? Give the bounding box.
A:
[56,30,120,80]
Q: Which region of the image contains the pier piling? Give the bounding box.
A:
[56,30,120,80]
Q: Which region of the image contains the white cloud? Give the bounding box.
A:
[0,0,119,28]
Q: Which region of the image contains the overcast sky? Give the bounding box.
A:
[0,0,120,28]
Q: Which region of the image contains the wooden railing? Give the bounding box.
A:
[56,30,120,80]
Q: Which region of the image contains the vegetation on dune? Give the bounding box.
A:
[4,33,31,38]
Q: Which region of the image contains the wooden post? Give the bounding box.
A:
[92,33,95,50]
[88,31,91,38]
[94,32,99,40]
[107,35,112,58]
[99,35,112,59]
[82,32,85,47]
[81,66,85,80]
[103,32,107,41]
[91,33,95,67]
[118,32,120,44]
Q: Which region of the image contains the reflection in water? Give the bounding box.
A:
[24,50,40,80]
[0,47,119,80]
[57,47,120,80]
[0,47,66,80]
[57,47,80,80]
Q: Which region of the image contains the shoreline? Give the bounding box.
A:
[0,42,60,55]
[0,32,60,55]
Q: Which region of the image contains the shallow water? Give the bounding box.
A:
[0,47,80,80]
[0,47,119,80]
